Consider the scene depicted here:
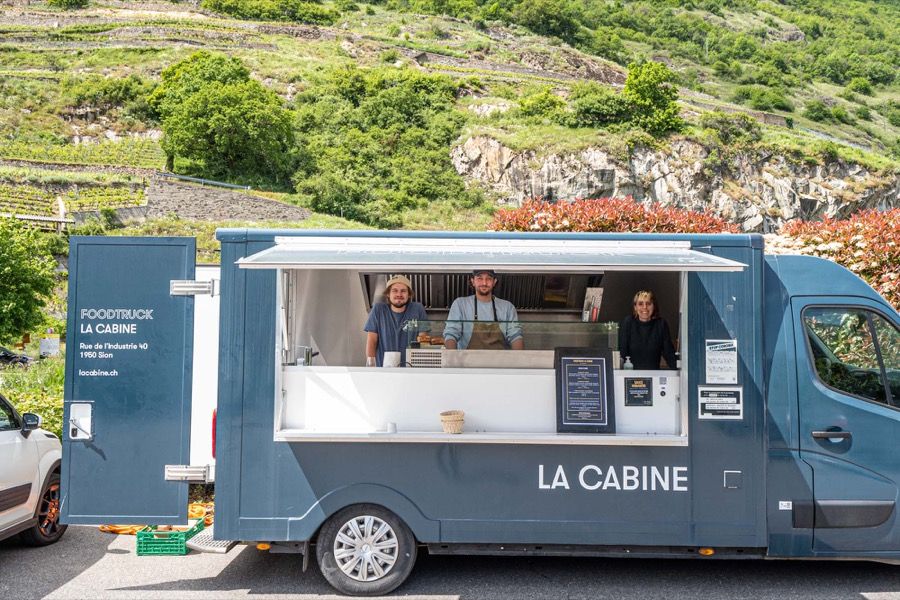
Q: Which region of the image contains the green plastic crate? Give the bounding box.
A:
[136,518,205,556]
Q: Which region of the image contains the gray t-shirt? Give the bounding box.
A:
[363,301,429,366]
[443,295,522,349]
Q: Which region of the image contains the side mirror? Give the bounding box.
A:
[22,412,42,434]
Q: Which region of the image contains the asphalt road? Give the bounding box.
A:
[1,526,899,600]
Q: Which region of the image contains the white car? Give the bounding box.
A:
[0,392,66,545]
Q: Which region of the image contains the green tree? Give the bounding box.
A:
[0,219,56,345]
[512,0,581,44]
[161,80,295,181]
[148,51,249,120]
[588,27,628,64]
[623,61,683,136]
[293,66,479,227]
[149,52,294,182]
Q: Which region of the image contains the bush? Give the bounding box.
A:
[881,101,900,128]
[380,49,400,63]
[803,99,830,122]
[846,77,873,96]
[731,85,793,112]
[567,82,631,127]
[48,0,88,8]
[410,0,477,18]
[855,106,871,120]
[517,88,566,120]
[63,74,150,112]
[490,197,739,234]
[830,105,852,124]
[781,209,900,309]
[512,0,580,45]
[200,0,339,25]
[697,111,761,145]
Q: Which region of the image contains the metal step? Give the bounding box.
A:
[185,525,237,554]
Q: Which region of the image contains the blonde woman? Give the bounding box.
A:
[617,290,677,370]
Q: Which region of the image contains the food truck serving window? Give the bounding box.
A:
[246,235,746,446]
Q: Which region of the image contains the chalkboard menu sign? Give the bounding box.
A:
[555,347,615,434]
[625,377,653,406]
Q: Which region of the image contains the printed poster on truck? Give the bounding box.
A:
[705,339,738,384]
[698,386,743,420]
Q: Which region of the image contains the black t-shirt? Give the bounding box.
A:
[618,315,677,370]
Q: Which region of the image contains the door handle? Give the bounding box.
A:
[812,430,852,440]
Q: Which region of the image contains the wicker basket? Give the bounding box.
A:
[440,410,465,434]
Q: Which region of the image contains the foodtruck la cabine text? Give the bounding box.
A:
[61,231,900,595]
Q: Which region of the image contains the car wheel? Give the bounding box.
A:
[316,504,417,596]
[19,473,67,546]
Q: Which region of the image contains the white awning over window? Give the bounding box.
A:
[237,236,746,272]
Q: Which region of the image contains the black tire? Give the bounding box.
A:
[18,472,67,547]
[316,504,417,596]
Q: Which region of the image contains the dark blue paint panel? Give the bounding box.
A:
[211,238,269,541]
[687,245,768,548]
[61,237,195,525]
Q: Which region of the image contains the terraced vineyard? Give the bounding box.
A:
[0,182,145,216]
[0,139,165,169]
[0,183,58,216]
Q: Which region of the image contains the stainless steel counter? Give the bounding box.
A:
[439,349,554,369]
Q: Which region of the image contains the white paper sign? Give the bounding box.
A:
[40,333,60,357]
[705,339,737,384]
[698,386,743,420]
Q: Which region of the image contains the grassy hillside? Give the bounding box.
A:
[0,0,897,229]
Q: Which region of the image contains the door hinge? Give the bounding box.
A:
[165,464,211,482]
[170,279,219,296]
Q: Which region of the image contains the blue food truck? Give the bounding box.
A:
[61,230,900,595]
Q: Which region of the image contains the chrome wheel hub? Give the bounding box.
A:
[333,515,399,582]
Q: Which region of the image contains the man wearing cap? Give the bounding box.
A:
[443,269,524,350]
[364,275,429,367]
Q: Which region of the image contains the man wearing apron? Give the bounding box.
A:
[443,269,524,350]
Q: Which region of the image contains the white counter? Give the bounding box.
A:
[277,366,686,446]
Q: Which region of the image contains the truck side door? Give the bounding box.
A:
[793,297,900,554]
[61,237,196,525]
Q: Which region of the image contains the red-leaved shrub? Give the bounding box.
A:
[780,209,900,309]
[489,197,739,234]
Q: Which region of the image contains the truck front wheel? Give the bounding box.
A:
[316,504,417,596]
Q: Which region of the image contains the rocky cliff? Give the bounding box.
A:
[451,136,900,231]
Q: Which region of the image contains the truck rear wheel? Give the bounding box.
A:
[316,504,417,596]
